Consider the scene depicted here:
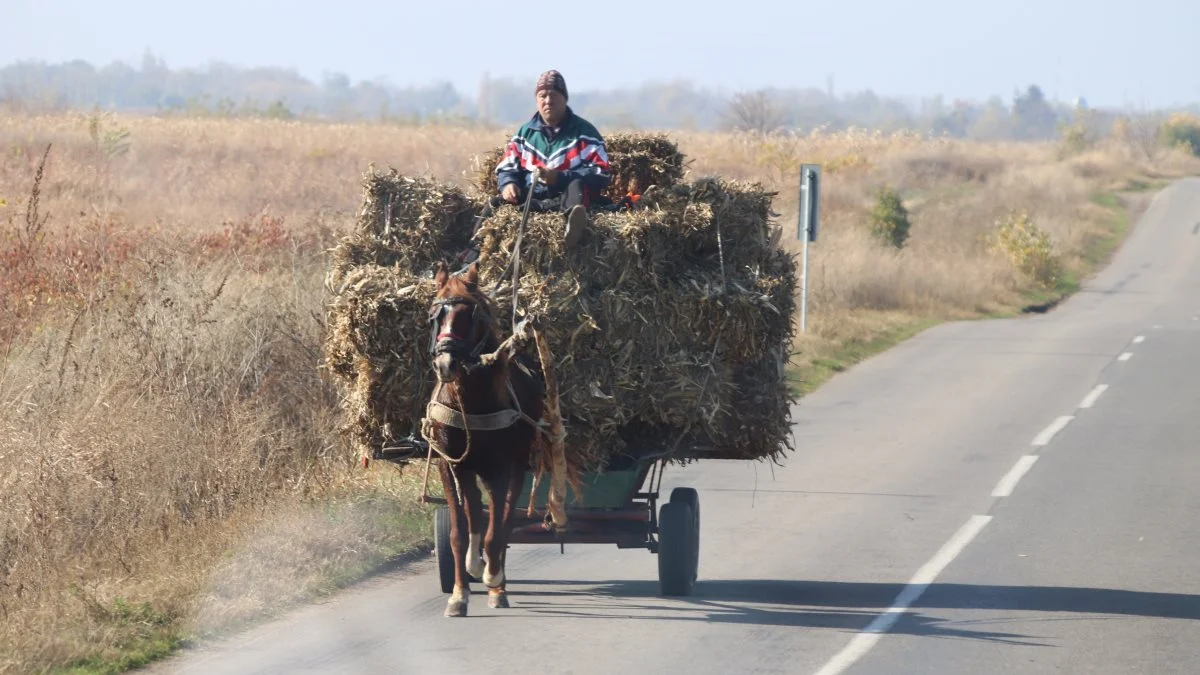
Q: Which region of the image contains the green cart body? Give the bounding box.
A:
[380,441,701,597]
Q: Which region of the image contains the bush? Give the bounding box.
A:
[1059,121,1091,156]
[1158,113,1200,156]
[868,186,911,249]
[989,210,1063,288]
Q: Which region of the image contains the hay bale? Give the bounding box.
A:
[478,178,785,283]
[471,132,688,202]
[323,266,439,460]
[601,132,688,200]
[473,177,780,288]
[329,169,478,288]
[470,144,508,199]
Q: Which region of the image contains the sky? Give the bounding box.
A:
[4,0,1198,109]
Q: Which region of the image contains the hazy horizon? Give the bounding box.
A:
[6,0,1199,109]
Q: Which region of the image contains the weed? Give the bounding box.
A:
[868,185,911,249]
[1158,113,1200,156]
[989,210,1063,288]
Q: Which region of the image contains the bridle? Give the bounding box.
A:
[427,294,492,363]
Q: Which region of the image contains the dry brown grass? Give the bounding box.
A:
[0,240,432,671]
[1,110,1197,672]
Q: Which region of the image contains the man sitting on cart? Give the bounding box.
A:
[465,70,612,261]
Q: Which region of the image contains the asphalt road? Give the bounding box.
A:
[149,179,1200,674]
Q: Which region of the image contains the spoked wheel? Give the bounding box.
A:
[434,506,455,594]
[658,488,700,596]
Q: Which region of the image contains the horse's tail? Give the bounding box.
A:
[532,326,570,531]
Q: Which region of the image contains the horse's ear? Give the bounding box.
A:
[464,262,479,288]
[434,261,449,288]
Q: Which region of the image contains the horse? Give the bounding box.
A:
[422,260,563,617]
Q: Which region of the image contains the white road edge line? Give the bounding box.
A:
[1118,352,1133,362]
[1032,415,1074,446]
[1132,335,1145,344]
[812,515,993,675]
[1079,384,1109,409]
[992,455,1039,497]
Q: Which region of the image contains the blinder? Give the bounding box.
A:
[428,295,492,358]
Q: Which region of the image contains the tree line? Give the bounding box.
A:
[2,55,1193,140]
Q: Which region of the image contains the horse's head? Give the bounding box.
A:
[429,262,497,383]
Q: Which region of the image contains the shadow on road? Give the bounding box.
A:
[506,579,1200,645]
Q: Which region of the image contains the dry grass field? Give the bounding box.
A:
[1,108,1197,673]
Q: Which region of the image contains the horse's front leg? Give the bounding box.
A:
[496,459,527,608]
[464,475,486,582]
[482,462,524,609]
[438,463,476,618]
[481,468,508,602]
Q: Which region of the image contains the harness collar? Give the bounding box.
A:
[424,399,521,432]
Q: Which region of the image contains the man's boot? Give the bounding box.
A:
[564,205,588,248]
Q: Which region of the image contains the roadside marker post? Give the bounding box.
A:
[797,163,821,334]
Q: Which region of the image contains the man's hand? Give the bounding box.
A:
[540,168,560,186]
[501,183,520,204]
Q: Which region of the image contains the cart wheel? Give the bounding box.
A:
[658,501,698,596]
[670,487,700,576]
[434,506,455,594]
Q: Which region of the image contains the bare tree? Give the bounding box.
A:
[1119,101,1165,161]
[724,89,785,134]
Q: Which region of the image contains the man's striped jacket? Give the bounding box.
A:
[495,107,612,198]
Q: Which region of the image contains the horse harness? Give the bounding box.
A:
[422,294,548,460]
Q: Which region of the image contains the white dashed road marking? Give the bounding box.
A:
[814,324,1155,674]
[1079,385,1109,409]
[992,455,1039,497]
[1032,415,1074,446]
[813,515,993,675]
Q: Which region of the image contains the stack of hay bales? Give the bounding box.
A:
[323,136,798,473]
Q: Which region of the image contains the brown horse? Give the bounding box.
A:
[423,261,555,617]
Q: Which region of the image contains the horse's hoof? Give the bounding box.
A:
[444,600,468,617]
[488,592,510,609]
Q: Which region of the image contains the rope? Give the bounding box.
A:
[421,371,554,509]
[532,326,569,531]
[510,167,540,332]
[421,380,473,506]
